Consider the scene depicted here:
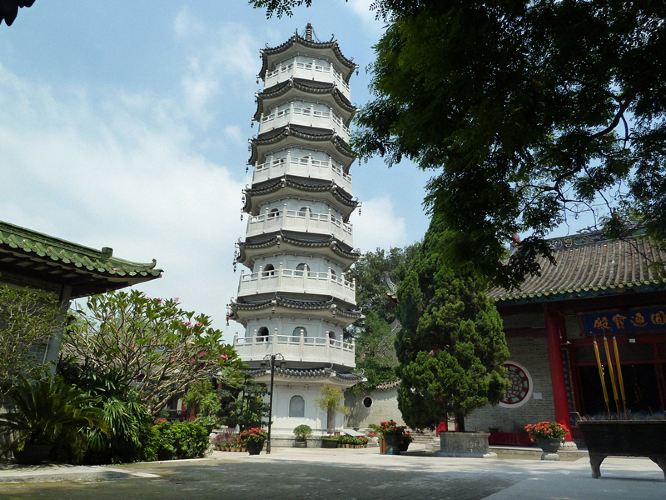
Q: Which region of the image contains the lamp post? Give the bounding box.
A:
[262,353,284,454]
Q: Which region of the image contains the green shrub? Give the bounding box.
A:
[293,424,312,440]
[152,421,209,460]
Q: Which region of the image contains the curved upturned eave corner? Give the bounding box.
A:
[258,34,357,83]
[254,79,356,123]
[249,125,355,171]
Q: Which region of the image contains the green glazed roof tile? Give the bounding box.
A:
[490,231,666,304]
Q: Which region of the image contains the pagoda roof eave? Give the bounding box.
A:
[249,125,355,171]
[243,177,358,220]
[237,233,360,270]
[259,34,357,83]
[254,79,356,123]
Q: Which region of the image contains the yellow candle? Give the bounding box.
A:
[612,336,626,414]
[603,336,620,414]
[593,338,610,414]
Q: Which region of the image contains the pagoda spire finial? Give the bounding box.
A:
[305,22,313,41]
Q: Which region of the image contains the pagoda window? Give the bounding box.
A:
[263,264,275,277]
[289,395,305,418]
[268,208,280,219]
[257,326,269,342]
[327,331,337,344]
[329,269,337,280]
[292,327,307,342]
[295,263,310,276]
[298,206,311,217]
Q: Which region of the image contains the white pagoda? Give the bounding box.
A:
[229,24,362,443]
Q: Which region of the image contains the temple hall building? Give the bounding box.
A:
[228,24,363,442]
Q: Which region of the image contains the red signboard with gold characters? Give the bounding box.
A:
[580,306,666,335]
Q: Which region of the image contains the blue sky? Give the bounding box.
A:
[1,1,432,339]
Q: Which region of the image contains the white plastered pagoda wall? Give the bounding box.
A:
[230,24,362,442]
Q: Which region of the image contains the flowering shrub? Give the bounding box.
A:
[524,421,568,441]
[240,427,267,446]
[378,420,406,437]
[402,431,413,444]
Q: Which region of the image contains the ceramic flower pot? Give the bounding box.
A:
[535,437,561,454]
[384,434,402,455]
[246,440,264,455]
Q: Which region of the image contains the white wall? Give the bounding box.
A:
[246,317,343,341]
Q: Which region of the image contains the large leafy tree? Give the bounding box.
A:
[252,0,666,288]
[63,290,242,417]
[0,285,65,398]
[395,218,509,430]
[346,246,417,389]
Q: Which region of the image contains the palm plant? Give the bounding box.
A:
[0,376,105,462]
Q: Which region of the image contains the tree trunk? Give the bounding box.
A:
[326,407,335,433]
[455,413,465,432]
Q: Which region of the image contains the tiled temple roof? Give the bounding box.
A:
[375,380,401,391]
[254,79,355,122]
[490,231,666,305]
[0,220,162,297]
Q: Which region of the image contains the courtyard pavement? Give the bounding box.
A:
[0,444,664,499]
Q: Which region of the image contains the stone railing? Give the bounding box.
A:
[253,155,352,192]
[233,333,355,367]
[258,104,350,143]
[247,209,353,246]
[237,267,355,304]
[265,61,351,99]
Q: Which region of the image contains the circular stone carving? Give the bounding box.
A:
[499,362,532,408]
[363,397,373,408]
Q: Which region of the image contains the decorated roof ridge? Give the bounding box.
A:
[237,233,360,260]
[254,79,356,121]
[490,231,666,305]
[249,125,355,166]
[246,366,364,382]
[230,295,362,317]
[243,177,359,208]
[0,220,162,278]
[375,379,401,391]
[258,28,357,82]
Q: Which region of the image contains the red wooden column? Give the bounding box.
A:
[544,306,573,441]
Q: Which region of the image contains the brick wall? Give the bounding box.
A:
[465,332,556,432]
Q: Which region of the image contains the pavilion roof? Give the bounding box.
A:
[490,231,666,305]
[0,220,162,298]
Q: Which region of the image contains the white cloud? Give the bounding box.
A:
[176,16,260,125]
[349,196,407,252]
[224,125,243,143]
[174,6,204,39]
[344,0,384,34]
[0,63,246,340]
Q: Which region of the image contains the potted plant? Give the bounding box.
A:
[378,420,406,455]
[239,427,267,455]
[321,435,339,448]
[293,424,312,448]
[524,421,567,459]
[400,431,413,452]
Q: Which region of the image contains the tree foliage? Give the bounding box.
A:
[346,246,417,389]
[252,0,666,289]
[0,285,64,398]
[395,218,509,429]
[63,290,242,417]
[218,378,269,430]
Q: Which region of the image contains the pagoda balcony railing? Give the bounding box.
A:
[259,104,351,143]
[264,61,351,100]
[247,209,353,246]
[253,155,352,193]
[233,333,356,367]
[237,267,356,304]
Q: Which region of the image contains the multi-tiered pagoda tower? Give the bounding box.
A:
[229,24,363,441]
